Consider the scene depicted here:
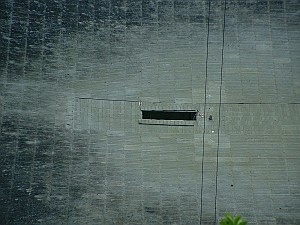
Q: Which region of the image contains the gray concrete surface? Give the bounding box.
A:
[0,0,299,224]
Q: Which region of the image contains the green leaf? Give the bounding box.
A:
[233,215,241,224]
[220,218,231,225]
[225,213,234,223]
[236,216,248,225]
[238,220,248,225]
[238,221,247,225]
[220,213,247,225]
[219,213,234,225]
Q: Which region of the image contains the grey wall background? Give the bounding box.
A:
[0,0,299,224]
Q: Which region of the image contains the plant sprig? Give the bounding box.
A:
[220,212,248,225]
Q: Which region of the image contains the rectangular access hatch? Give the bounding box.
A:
[142,110,197,121]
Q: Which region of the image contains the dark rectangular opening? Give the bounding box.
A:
[142,110,197,121]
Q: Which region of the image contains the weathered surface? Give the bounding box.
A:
[0,0,299,224]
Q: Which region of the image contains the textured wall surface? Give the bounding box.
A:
[0,0,299,224]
